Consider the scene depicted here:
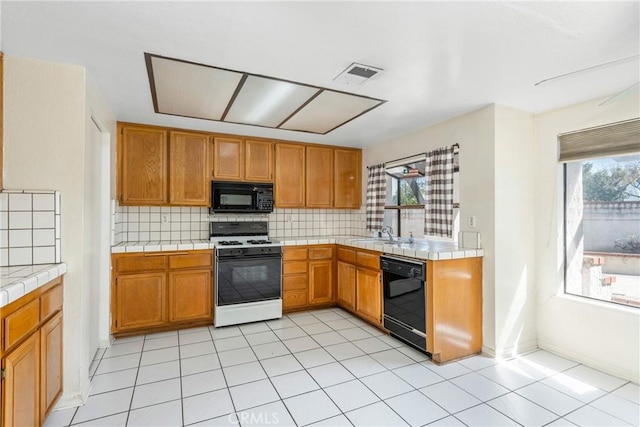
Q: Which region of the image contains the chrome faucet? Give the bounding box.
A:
[380,226,395,242]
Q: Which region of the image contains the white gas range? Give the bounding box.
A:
[210,222,283,327]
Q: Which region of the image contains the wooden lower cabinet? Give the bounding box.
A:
[40,311,63,421]
[115,273,166,331]
[336,246,382,327]
[111,251,214,336]
[1,277,64,427]
[168,270,212,322]
[427,257,483,363]
[283,245,335,311]
[2,332,40,427]
[356,267,382,325]
[336,261,356,311]
[308,260,333,305]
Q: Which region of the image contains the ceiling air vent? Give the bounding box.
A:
[334,63,383,86]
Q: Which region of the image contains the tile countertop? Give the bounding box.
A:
[111,236,484,261]
[0,263,68,308]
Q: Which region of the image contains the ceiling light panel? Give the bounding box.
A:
[146,53,386,134]
[225,76,319,127]
[150,55,243,120]
[280,90,383,134]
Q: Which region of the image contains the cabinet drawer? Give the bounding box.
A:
[4,299,40,350]
[115,254,167,273]
[283,261,307,275]
[357,251,380,270]
[283,290,308,308]
[40,284,63,320]
[169,252,212,269]
[283,275,307,291]
[308,247,333,260]
[337,247,356,263]
[283,247,307,261]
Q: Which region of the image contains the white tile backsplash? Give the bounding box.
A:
[0,190,62,267]
[9,193,33,211]
[9,211,32,229]
[112,200,368,244]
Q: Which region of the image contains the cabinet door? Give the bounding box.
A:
[308,260,333,305]
[169,131,210,206]
[274,143,305,207]
[40,311,63,420]
[334,149,362,208]
[115,273,166,332]
[337,261,356,311]
[356,268,382,325]
[168,270,212,322]
[245,140,273,182]
[120,126,168,205]
[306,146,333,208]
[213,137,243,180]
[2,332,40,427]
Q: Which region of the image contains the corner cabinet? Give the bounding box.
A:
[111,250,213,336]
[1,277,64,427]
[118,124,210,207]
[336,246,382,326]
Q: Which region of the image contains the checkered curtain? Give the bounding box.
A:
[366,164,386,231]
[424,146,455,238]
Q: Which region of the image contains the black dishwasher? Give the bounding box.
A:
[381,255,429,354]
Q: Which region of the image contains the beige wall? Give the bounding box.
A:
[535,92,640,381]
[363,105,500,354]
[4,55,116,406]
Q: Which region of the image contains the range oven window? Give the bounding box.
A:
[217,255,282,306]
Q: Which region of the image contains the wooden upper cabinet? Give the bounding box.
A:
[275,143,305,207]
[334,149,362,208]
[245,140,273,182]
[306,146,334,208]
[169,131,210,206]
[212,137,243,180]
[120,125,168,205]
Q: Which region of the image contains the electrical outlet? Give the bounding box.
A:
[468,216,477,228]
[161,214,169,224]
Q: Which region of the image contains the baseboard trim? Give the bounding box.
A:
[52,380,91,411]
[538,339,639,382]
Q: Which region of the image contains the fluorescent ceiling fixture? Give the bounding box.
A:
[145,53,386,134]
[279,90,383,134]
[225,76,319,127]
[148,55,243,120]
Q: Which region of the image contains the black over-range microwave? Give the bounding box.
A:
[210,181,274,214]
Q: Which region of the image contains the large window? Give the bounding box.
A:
[564,153,640,308]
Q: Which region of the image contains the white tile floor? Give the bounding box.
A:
[45,308,639,427]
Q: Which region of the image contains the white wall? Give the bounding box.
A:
[363,105,500,354]
[493,105,537,356]
[4,55,116,406]
[535,92,640,381]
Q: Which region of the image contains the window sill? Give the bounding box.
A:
[554,292,640,315]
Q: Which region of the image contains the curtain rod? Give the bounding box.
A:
[367,143,459,169]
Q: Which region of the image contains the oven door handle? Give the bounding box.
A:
[216,254,282,260]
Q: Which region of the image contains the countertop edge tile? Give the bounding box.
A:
[110,236,484,261]
[0,262,67,308]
